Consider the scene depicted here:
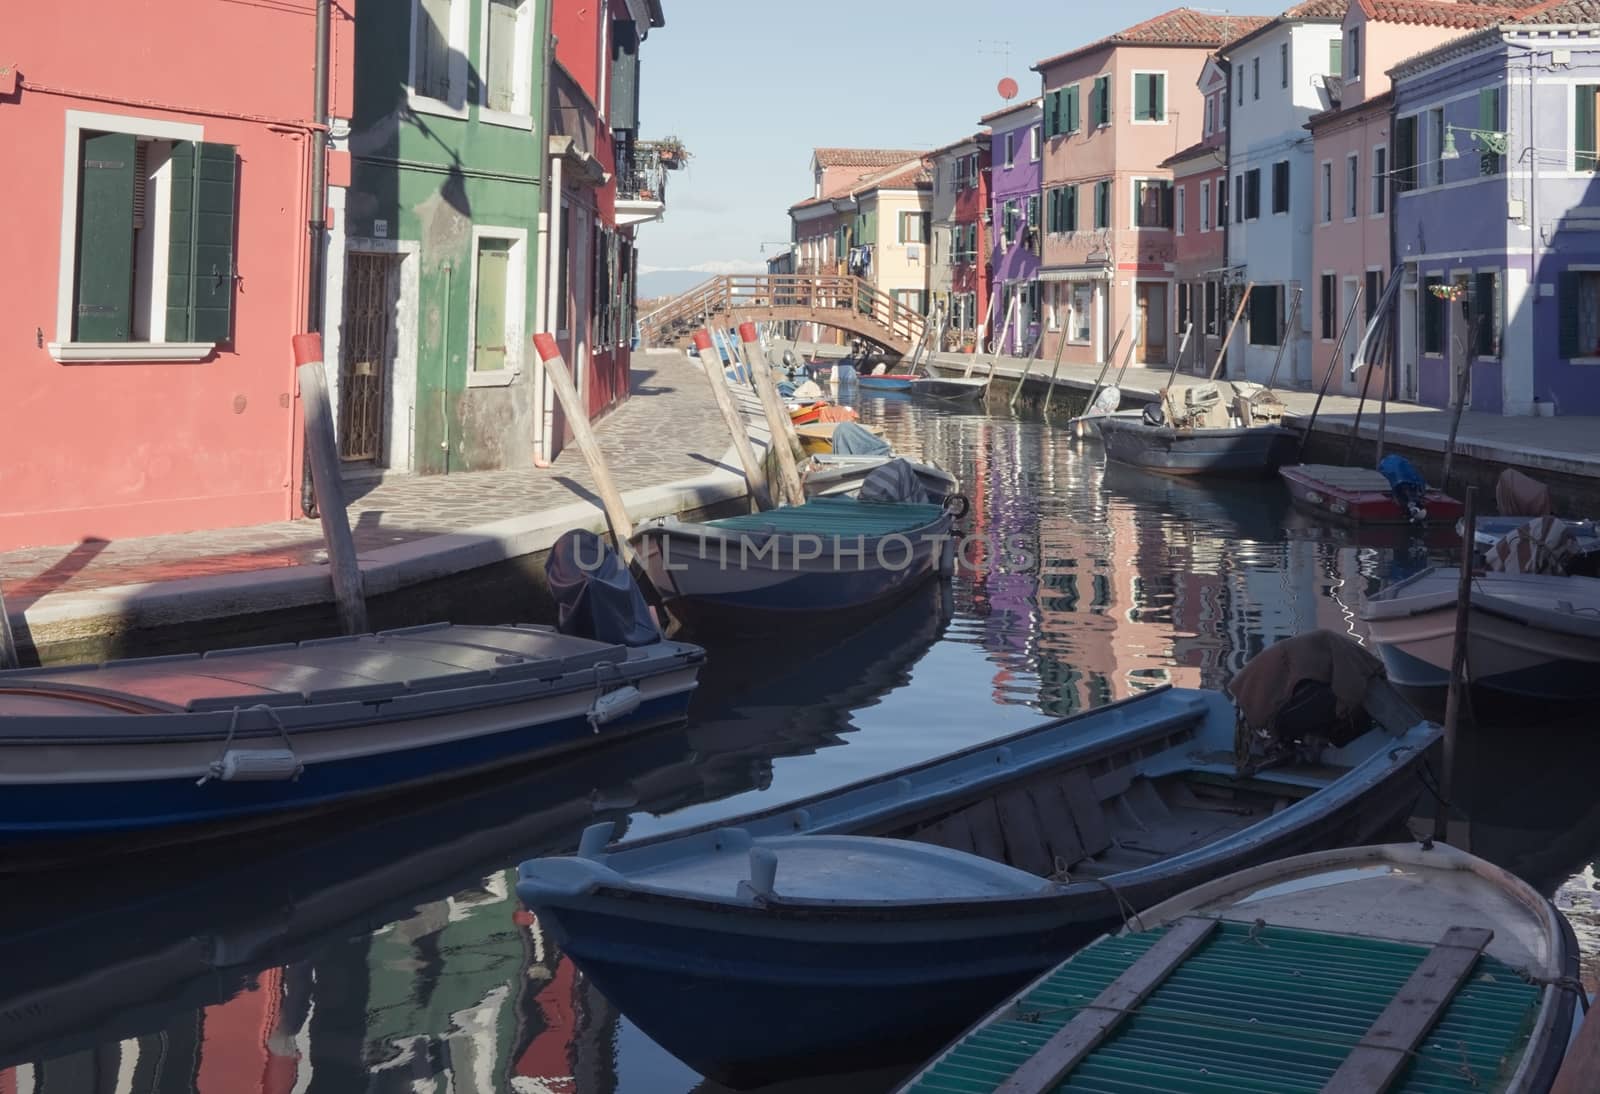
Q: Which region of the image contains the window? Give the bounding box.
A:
[1204,96,1215,136]
[1559,270,1600,357]
[1134,179,1173,228]
[1094,179,1112,229]
[1092,75,1111,127]
[1004,132,1016,169]
[1204,280,1219,335]
[1478,88,1503,175]
[1176,185,1186,234]
[55,120,239,359]
[1048,185,1078,233]
[1474,270,1501,357]
[1321,161,1332,223]
[1577,85,1600,171]
[1217,175,1228,227]
[1069,283,1094,342]
[1002,199,1019,245]
[898,212,927,243]
[1281,42,1289,89]
[1177,283,1193,331]
[1365,269,1383,324]
[1030,125,1042,161]
[481,0,535,122]
[1133,72,1166,122]
[1271,160,1290,214]
[1422,274,1444,354]
[1237,70,1245,106]
[895,289,928,315]
[1248,285,1283,347]
[1233,174,1243,224]
[1047,85,1081,137]
[1346,153,1359,218]
[1244,169,1261,220]
[1329,38,1342,77]
[1047,284,1062,331]
[1320,273,1336,339]
[1346,27,1361,78]
[1394,115,1418,191]
[469,228,527,382]
[411,0,468,111]
[1252,56,1260,101]
[1200,180,1212,231]
[1027,194,1041,232]
[1372,146,1388,213]
[1428,108,1445,186]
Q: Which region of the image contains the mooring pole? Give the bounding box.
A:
[1262,286,1303,394]
[693,329,771,511]
[1009,308,1048,411]
[1436,485,1477,845]
[1297,288,1365,461]
[0,578,18,670]
[1207,282,1254,382]
[740,323,806,506]
[532,334,637,560]
[1040,316,1071,416]
[293,333,369,636]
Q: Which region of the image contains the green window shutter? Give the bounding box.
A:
[1067,185,1077,231]
[1135,75,1150,121]
[1559,271,1580,357]
[1329,39,1342,76]
[1475,271,1497,356]
[189,142,238,344]
[165,141,195,340]
[1097,76,1110,125]
[1478,88,1499,175]
[75,131,138,342]
[1047,90,1061,137]
[1577,87,1597,172]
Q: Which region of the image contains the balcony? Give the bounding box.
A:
[615,139,683,227]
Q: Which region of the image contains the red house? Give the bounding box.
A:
[952,135,994,345]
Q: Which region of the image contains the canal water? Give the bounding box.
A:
[3,393,1597,1093]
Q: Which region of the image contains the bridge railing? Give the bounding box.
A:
[638,274,927,351]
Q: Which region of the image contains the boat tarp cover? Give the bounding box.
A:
[859,459,929,505]
[830,422,894,457]
[546,529,662,647]
[1225,630,1384,733]
[905,919,1543,1094]
[705,497,944,537]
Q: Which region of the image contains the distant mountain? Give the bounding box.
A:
[637,269,717,300]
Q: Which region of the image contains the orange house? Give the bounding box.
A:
[0,2,354,552]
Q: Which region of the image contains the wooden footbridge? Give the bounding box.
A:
[638,274,925,356]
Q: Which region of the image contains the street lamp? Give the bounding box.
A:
[1440,125,1510,160]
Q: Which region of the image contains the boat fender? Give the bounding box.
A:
[588,685,643,731]
[939,536,956,578]
[787,808,811,830]
[782,348,800,369]
[994,746,1013,766]
[736,847,779,903]
[943,493,971,521]
[208,748,304,783]
[578,821,617,858]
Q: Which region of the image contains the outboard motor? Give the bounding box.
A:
[546,529,661,646]
[1142,402,1166,427]
[1378,454,1429,524]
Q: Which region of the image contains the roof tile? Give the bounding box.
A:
[811,148,924,168]
[1033,7,1272,70]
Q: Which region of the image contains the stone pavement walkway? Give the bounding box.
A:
[0,352,741,608]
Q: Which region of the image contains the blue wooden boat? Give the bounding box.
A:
[517,681,1441,1087]
[630,496,956,629]
[858,373,917,392]
[0,623,703,854]
[899,841,1579,1094]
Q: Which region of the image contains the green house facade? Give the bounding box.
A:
[335,0,551,474]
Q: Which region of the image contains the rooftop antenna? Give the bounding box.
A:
[977,39,1015,76]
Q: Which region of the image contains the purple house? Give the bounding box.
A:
[1391,10,1600,417]
[982,97,1043,355]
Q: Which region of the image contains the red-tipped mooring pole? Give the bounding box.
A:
[294,333,369,635]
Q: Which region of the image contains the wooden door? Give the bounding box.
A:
[338,251,401,463]
[1136,282,1168,363]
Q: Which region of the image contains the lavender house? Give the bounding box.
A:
[1391,9,1600,417]
[983,97,1043,355]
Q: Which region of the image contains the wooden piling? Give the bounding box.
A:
[1297,288,1365,460]
[293,334,369,636]
[1207,282,1254,382]
[0,578,18,670]
[739,323,806,506]
[1435,485,1477,845]
[532,334,638,559]
[693,329,771,511]
[1040,321,1071,417]
[1009,314,1048,411]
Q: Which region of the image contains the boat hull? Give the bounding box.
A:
[908,378,987,401]
[1096,416,1298,477]
[1281,463,1465,526]
[858,376,914,392]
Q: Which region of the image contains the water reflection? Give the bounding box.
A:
[3,399,1598,1093]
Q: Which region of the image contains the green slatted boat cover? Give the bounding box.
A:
[704,497,945,536]
[905,920,1543,1094]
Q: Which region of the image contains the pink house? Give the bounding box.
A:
[1163,54,1234,375]
[1033,8,1268,370]
[1307,0,1544,398]
[0,1,354,552]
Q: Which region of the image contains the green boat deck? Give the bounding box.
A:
[703,497,946,536]
[905,920,1544,1094]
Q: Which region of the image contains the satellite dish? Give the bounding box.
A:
[998,77,1019,101]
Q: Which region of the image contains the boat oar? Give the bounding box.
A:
[1296,287,1364,461]
[532,335,680,634]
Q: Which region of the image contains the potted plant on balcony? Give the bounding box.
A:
[655,135,691,168]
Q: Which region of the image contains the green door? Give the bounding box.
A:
[473,239,510,373]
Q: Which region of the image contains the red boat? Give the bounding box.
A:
[1279,463,1464,526]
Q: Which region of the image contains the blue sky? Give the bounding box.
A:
[633,0,1286,275]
